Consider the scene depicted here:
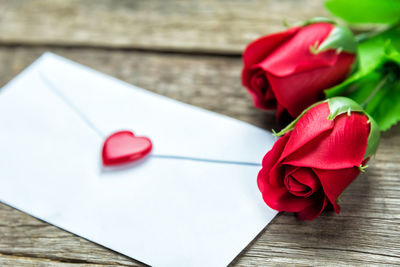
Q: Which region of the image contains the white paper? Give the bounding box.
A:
[0,53,277,267]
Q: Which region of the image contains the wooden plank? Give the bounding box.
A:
[0,0,328,54]
[0,46,278,129]
[0,253,121,267]
[0,204,140,266]
[0,47,400,266]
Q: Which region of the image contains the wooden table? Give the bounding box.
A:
[0,1,399,266]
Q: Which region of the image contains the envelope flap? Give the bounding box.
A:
[37,53,274,164]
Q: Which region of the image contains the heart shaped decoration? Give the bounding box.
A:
[102,131,152,166]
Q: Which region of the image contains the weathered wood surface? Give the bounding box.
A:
[0,0,328,54]
[1,0,400,265]
[0,47,400,266]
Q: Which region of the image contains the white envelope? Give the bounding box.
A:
[0,53,277,267]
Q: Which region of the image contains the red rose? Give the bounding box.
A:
[257,97,380,220]
[242,19,357,119]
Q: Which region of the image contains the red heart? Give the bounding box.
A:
[102,131,152,166]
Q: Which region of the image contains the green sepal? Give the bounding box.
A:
[364,115,381,159]
[294,18,357,55]
[298,17,336,27]
[359,164,369,172]
[317,25,358,54]
[327,97,364,120]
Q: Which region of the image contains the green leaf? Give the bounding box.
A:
[326,26,400,97]
[325,25,400,131]
[325,27,398,98]
[328,59,400,131]
[365,80,400,131]
[344,72,381,104]
[325,0,400,24]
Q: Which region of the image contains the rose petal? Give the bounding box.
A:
[258,133,318,213]
[258,133,291,190]
[242,26,300,68]
[265,52,355,117]
[250,70,269,94]
[279,102,334,162]
[261,181,316,213]
[284,167,320,197]
[264,83,277,108]
[255,22,356,117]
[297,191,329,221]
[268,163,286,188]
[313,167,361,213]
[247,69,276,109]
[242,27,300,110]
[257,23,335,77]
[284,113,369,170]
[285,175,309,194]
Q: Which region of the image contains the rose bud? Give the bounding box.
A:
[242,18,357,119]
[257,97,380,220]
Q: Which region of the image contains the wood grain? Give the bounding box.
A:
[0,0,328,54]
[0,46,400,266]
